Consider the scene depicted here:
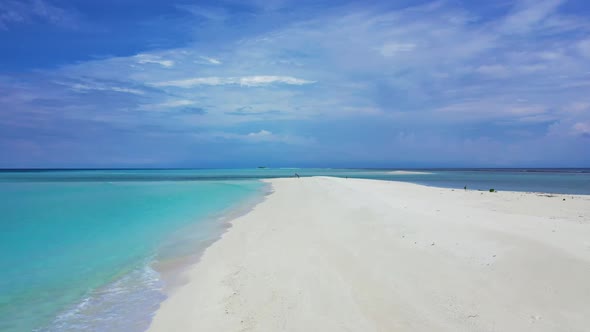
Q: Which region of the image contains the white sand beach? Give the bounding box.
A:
[149,177,590,332]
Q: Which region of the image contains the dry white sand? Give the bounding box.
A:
[149,177,590,332]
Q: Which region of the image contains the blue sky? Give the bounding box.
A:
[1,0,590,168]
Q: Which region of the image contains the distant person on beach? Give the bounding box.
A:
[295,173,300,178]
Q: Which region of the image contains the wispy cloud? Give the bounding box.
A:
[225,107,281,116]
[572,122,590,136]
[74,84,145,95]
[151,75,315,87]
[139,99,196,111]
[194,129,314,145]
[2,0,590,167]
[379,43,416,57]
[55,80,145,95]
[500,0,565,34]
[0,0,76,30]
[199,56,222,65]
[175,4,228,21]
[135,54,175,68]
[247,129,272,138]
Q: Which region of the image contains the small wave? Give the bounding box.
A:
[41,264,165,332]
[386,170,433,175]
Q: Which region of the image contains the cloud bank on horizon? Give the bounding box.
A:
[1,0,589,167]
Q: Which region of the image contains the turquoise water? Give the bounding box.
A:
[0,179,266,332]
[0,168,589,331]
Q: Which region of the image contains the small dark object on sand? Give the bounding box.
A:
[563,198,566,201]
[489,188,495,192]
[464,186,467,190]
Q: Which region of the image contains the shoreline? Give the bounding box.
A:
[41,180,272,332]
[152,181,273,293]
[148,177,590,331]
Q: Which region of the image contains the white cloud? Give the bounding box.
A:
[199,56,222,65]
[500,0,564,34]
[5,0,590,167]
[64,82,145,95]
[0,0,76,30]
[190,129,313,145]
[243,130,315,145]
[379,42,416,57]
[434,101,554,123]
[247,129,272,138]
[156,99,195,108]
[16,0,590,138]
[156,77,223,87]
[238,76,314,86]
[135,54,175,68]
[46,0,590,127]
[184,126,317,145]
[572,122,590,136]
[140,100,195,110]
[160,100,194,107]
[111,87,144,95]
[175,5,228,21]
[152,75,315,88]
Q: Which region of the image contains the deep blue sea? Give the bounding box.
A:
[0,168,589,331]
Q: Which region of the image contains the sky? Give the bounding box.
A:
[1,0,590,168]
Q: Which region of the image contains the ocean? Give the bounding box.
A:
[0,176,268,332]
[1,168,589,331]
